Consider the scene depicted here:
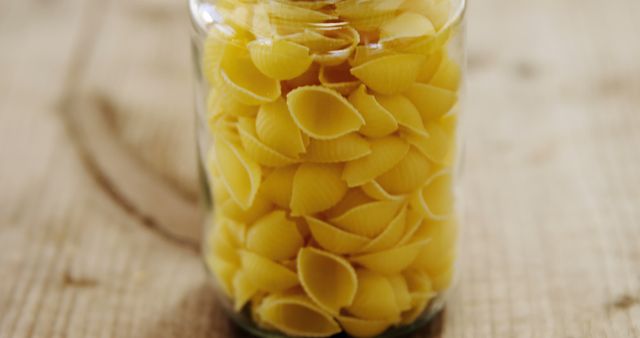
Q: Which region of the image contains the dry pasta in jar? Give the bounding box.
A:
[191,0,466,336]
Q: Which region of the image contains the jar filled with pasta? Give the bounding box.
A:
[190,0,465,335]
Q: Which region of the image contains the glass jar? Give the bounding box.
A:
[191,0,465,336]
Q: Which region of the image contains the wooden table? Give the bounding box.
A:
[1,0,639,337]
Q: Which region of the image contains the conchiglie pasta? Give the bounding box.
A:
[248,39,313,80]
[287,86,365,140]
[348,85,398,138]
[206,254,238,297]
[290,163,348,216]
[430,56,462,91]
[410,217,458,273]
[330,200,403,238]
[220,44,281,105]
[312,27,360,66]
[379,12,436,43]
[260,165,296,208]
[361,180,405,201]
[202,28,228,85]
[350,54,426,95]
[232,271,259,311]
[404,120,454,165]
[220,196,273,224]
[398,208,425,245]
[246,211,304,261]
[304,133,371,163]
[346,269,400,321]
[387,274,412,311]
[323,188,373,219]
[298,247,358,314]
[411,170,454,220]
[258,293,342,337]
[430,265,455,292]
[239,250,300,293]
[285,29,350,54]
[214,138,262,209]
[350,240,429,274]
[267,1,338,23]
[256,98,306,157]
[417,51,444,83]
[375,94,428,137]
[343,136,410,187]
[401,0,451,30]
[405,83,457,122]
[358,206,407,253]
[237,118,299,167]
[306,216,370,255]
[337,316,393,338]
[376,147,433,194]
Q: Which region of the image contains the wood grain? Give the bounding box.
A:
[0,0,639,337]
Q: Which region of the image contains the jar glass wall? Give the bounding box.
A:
[191,0,466,336]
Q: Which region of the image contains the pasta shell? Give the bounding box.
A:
[348,85,398,137]
[232,271,259,312]
[350,240,429,274]
[298,247,358,314]
[323,188,373,219]
[404,269,434,294]
[220,44,281,105]
[258,293,342,337]
[306,216,370,255]
[246,211,304,261]
[290,163,348,216]
[400,293,433,325]
[349,45,394,67]
[239,250,300,293]
[206,256,238,297]
[287,86,365,140]
[358,206,407,254]
[319,63,360,95]
[330,200,403,238]
[285,29,350,53]
[410,170,454,220]
[345,12,396,32]
[401,0,451,30]
[248,39,313,80]
[430,56,462,91]
[214,138,262,209]
[430,265,455,292]
[379,12,436,43]
[337,316,393,337]
[375,94,428,137]
[335,0,404,18]
[343,136,410,187]
[256,98,306,157]
[388,274,412,311]
[350,54,426,95]
[267,1,338,23]
[398,208,425,245]
[417,51,444,83]
[312,27,360,66]
[376,147,433,195]
[404,121,454,165]
[202,28,228,85]
[346,269,401,321]
[250,293,276,330]
[237,117,299,167]
[219,196,273,224]
[405,83,457,123]
[260,165,297,208]
[361,180,406,201]
[410,217,458,273]
[304,133,371,163]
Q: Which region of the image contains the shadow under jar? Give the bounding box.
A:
[191,0,466,336]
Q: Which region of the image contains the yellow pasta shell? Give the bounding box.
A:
[411,170,454,220]
[417,51,444,83]
[398,208,425,245]
[256,98,306,157]
[401,0,451,30]
[430,265,455,292]
[361,180,406,201]
[349,45,394,67]
[430,56,462,91]
[246,211,304,261]
[206,256,238,297]
[400,293,432,325]
[343,136,410,187]
[237,117,299,167]
[202,28,228,85]
[214,138,262,209]
[330,200,403,238]
[375,94,428,137]
[219,196,273,224]
[350,240,429,274]
[298,247,358,314]
[337,316,393,338]
[290,163,348,216]
[306,216,369,255]
[287,86,365,140]
[388,274,412,311]
[346,269,401,321]
[357,206,407,254]
[239,250,300,293]
[304,133,371,163]
[350,54,426,95]
[335,0,404,18]
[376,147,433,195]
[404,120,454,165]
[406,83,457,123]
[220,44,281,105]
[285,29,350,53]
[323,188,374,219]
[248,39,313,80]
[259,293,342,337]
[319,63,360,95]
[380,12,436,43]
[260,165,297,208]
[348,85,398,137]
[267,1,338,23]
[410,217,458,273]
[312,27,360,66]
[232,271,259,312]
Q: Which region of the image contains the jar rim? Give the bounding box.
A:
[189,0,467,38]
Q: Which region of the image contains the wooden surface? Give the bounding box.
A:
[1,0,639,337]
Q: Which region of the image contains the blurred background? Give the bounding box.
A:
[0,0,638,337]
